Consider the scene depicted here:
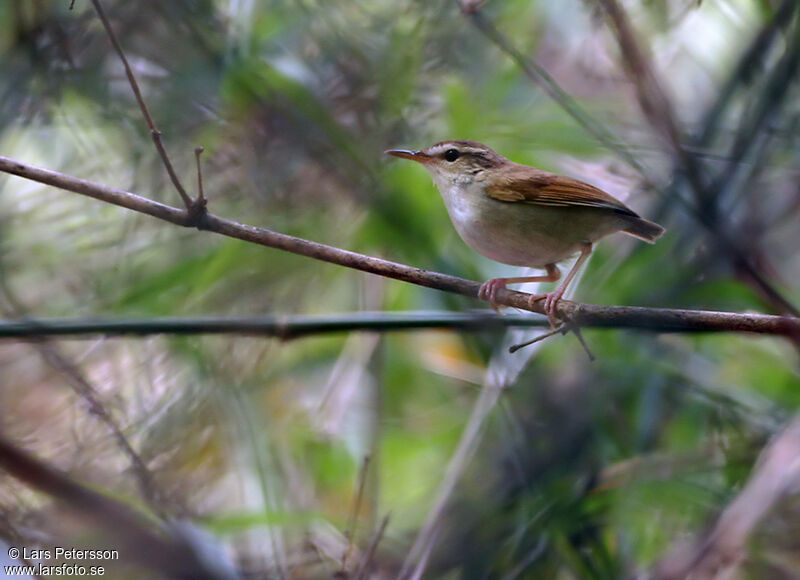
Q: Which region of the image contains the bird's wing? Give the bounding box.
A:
[485,167,638,217]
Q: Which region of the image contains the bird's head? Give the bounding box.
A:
[385,140,508,186]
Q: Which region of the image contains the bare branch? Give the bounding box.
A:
[653,413,800,580]
[0,310,794,338]
[0,154,798,339]
[355,513,390,580]
[341,456,371,573]
[509,324,569,352]
[194,146,206,208]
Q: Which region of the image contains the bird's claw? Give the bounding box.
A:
[524,291,563,328]
[543,291,566,329]
[480,281,567,327]
[478,278,506,313]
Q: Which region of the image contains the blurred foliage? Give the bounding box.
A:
[0,0,799,578]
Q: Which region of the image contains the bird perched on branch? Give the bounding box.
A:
[386,140,664,326]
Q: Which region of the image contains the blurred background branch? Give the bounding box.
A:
[0,308,796,338]
[0,433,228,579]
[0,265,167,518]
[653,413,800,580]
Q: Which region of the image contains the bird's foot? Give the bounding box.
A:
[526,292,561,327]
[478,278,508,313]
[526,293,547,307]
[542,290,567,329]
[480,280,565,324]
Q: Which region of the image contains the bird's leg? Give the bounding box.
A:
[542,243,593,328]
[525,264,562,306]
[478,264,561,312]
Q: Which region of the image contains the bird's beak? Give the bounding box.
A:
[384,149,431,164]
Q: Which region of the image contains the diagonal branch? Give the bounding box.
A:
[711,12,800,196]
[653,413,800,580]
[593,0,687,156]
[0,433,221,579]
[0,154,798,340]
[0,279,167,517]
[592,0,800,320]
[695,0,797,148]
[456,0,647,176]
[88,0,196,211]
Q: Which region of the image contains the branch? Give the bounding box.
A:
[0,155,798,339]
[0,313,542,338]
[652,413,800,580]
[355,513,391,580]
[0,310,795,338]
[88,0,196,211]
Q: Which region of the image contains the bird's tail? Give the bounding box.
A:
[621,217,666,243]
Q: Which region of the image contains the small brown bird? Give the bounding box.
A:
[386,140,665,325]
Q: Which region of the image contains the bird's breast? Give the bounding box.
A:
[436,183,617,267]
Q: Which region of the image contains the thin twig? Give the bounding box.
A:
[571,327,595,362]
[194,146,206,207]
[87,0,195,210]
[509,325,567,353]
[0,155,798,339]
[509,323,594,361]
[355,513,390,580]
[341,455,371,572]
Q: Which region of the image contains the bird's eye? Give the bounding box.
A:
[444,149,460,162]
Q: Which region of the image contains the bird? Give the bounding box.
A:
[385,140,665,326]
